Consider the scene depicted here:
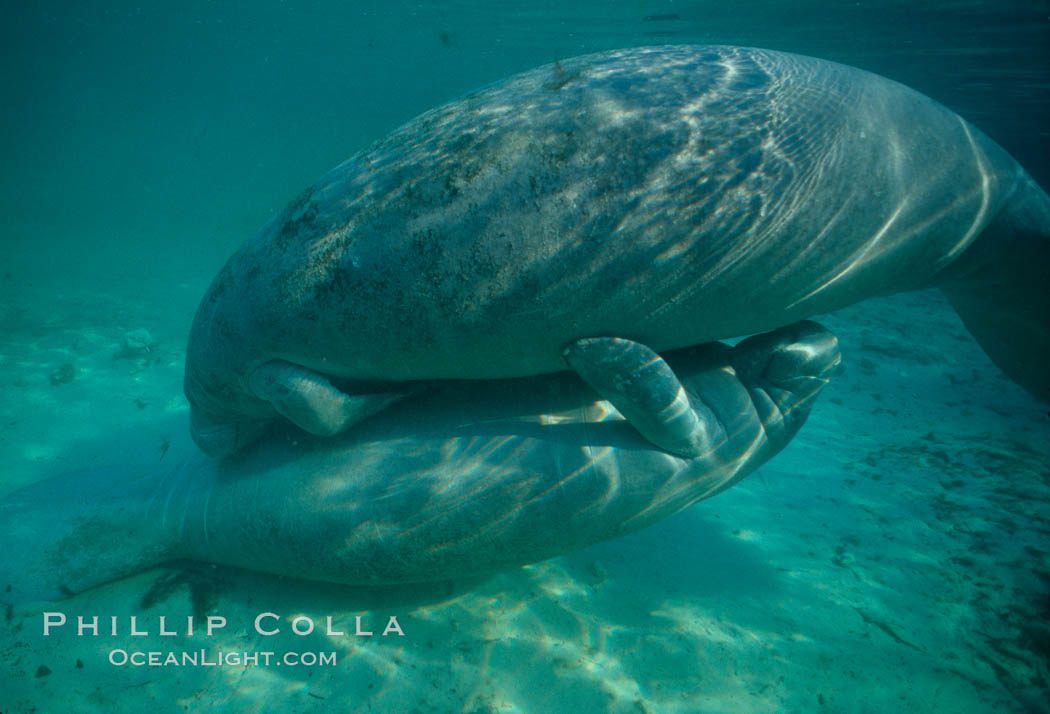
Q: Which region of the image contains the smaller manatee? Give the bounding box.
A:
[1,322,839,603]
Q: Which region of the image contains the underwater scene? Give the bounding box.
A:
[2,1,1049,712]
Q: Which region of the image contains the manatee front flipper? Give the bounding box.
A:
[564,337,712,457]
[564,321,840,459]
[248,360,408,437]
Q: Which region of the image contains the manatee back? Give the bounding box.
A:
[184,44,1045,453]
[196,46,1016,382]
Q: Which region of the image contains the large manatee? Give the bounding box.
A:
[185,45,1049,457]
[2,323,838,603]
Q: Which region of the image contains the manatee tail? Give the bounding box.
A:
[939,175,1050,403]
[0,461,185,604]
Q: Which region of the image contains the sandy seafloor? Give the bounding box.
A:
[1,274,1048,714]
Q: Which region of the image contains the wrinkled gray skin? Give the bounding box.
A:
[186,45,1050,457]
[1,323,838,603]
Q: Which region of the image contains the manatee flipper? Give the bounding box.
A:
[564,337,711,458]
[564,323,841,460]
[729,320,841,449]
[247,360,407,437]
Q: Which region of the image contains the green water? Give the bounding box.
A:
[2,2,1049,712]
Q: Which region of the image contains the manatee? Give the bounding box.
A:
[185,44,1049,457]
[1,323,838,603]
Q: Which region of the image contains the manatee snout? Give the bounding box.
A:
[189,404,269,459]
[185,358,274,458]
